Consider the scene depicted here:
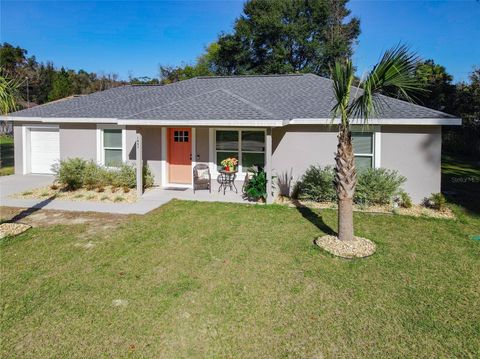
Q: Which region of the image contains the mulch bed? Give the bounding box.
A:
[277,197,455,219]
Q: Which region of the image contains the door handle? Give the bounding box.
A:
[190,154,192,160]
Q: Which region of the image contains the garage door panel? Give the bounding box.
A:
[30,128,60,174]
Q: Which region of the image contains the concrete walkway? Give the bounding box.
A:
[1,175,250,215]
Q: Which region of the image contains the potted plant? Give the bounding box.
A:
[221,157,238,172]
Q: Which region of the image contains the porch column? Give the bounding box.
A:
[136,132,143,198]
[266,128,273,204]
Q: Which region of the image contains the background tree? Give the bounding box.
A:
[414,59,455,112]
[48,67,73,101]
[214,0,360,76]
[444,67,480,157]
[330,45,423,242]
[159,42,219,84]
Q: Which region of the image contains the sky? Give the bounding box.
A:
[1,0,479,82]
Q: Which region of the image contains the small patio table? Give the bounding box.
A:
[217,170,238,195]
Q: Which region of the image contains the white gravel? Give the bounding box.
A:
[0,223,32,239]
[315,235,376,259]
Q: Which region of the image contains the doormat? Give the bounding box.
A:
[164,187,188,191]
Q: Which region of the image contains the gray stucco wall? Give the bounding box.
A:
[272,124,442,203]
[11,123,442,201]
[381,125,441,202]
[59,123,97,161]
[272,125,337,189]
[136,126,162,185]
[195,127,209,163]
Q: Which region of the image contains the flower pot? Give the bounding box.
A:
[229,166,235,172]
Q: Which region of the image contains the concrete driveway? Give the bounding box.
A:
[0,174,54,197]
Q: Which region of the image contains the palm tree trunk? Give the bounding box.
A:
[335,125,356,241]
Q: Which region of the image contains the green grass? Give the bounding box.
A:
[1,154,479,357]
[0,134,14,176]
[1,200,479,358]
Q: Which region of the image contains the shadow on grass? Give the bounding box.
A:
[291,199,336,236]
[442,155,480,216]
[5,195,57,223]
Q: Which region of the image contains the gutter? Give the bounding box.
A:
[2,116,462,126]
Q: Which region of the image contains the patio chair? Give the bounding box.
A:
[193,164,211,193]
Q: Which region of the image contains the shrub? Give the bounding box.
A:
[426,192,446,211]
[53,158,154,191]
[83,161,107,190]
[53,158,87,190]
[355,168,406,205]
[112,163,136,189]
[399,191,412,208]
[297,165,336,202]
[296,166,407,206]
[110,163,154,189]
[143,164,154,189]
[243,168,267,201]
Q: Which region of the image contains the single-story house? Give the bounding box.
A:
[4,74,461,203]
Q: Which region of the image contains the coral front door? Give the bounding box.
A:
[168,128,192,184]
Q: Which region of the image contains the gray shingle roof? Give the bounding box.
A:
[9,74,454,120]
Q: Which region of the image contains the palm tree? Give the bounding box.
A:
[331,45,424,242]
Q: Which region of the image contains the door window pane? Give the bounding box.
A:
[105,149,122,167]
[352,133,373,154]
[242,131,265,151]
[104,129,122,148]
[242,152,265,170]
[355,156,372,170]
[174,130,189,142]
[216,151,238,171]
[216,131,238,150]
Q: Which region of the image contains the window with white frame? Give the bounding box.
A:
[215,130,265,172]
[352,132,374,169]
[103,129,123,167]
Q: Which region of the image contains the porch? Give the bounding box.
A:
[130,126,274,203]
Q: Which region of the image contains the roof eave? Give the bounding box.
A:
[289,118,462,126]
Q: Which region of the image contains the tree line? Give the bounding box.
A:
[0,43,126,107]
[0,0,477,156]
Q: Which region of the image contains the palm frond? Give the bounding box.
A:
[350,44,426,121]
[330,59,354,126]
[0,69,22,115]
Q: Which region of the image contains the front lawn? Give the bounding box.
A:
[0,135,14,176]
[1,200,479,357]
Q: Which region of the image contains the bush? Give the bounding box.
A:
[355,168,406,205]
[399,191,412,208]
[297,165,336,202]
[83,161,107,190]
[52,158,87,190]
[425,192,446,211]
[143,164,154,189]
[111,163,136,189]
[243,168,267,201]
[53,158,155,191]
[296,166,407,206]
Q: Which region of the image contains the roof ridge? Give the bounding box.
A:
[218,88,276,118]
[124,88,225,119]
[196,73,305,79]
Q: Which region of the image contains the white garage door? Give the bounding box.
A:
[30,128,60,174]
